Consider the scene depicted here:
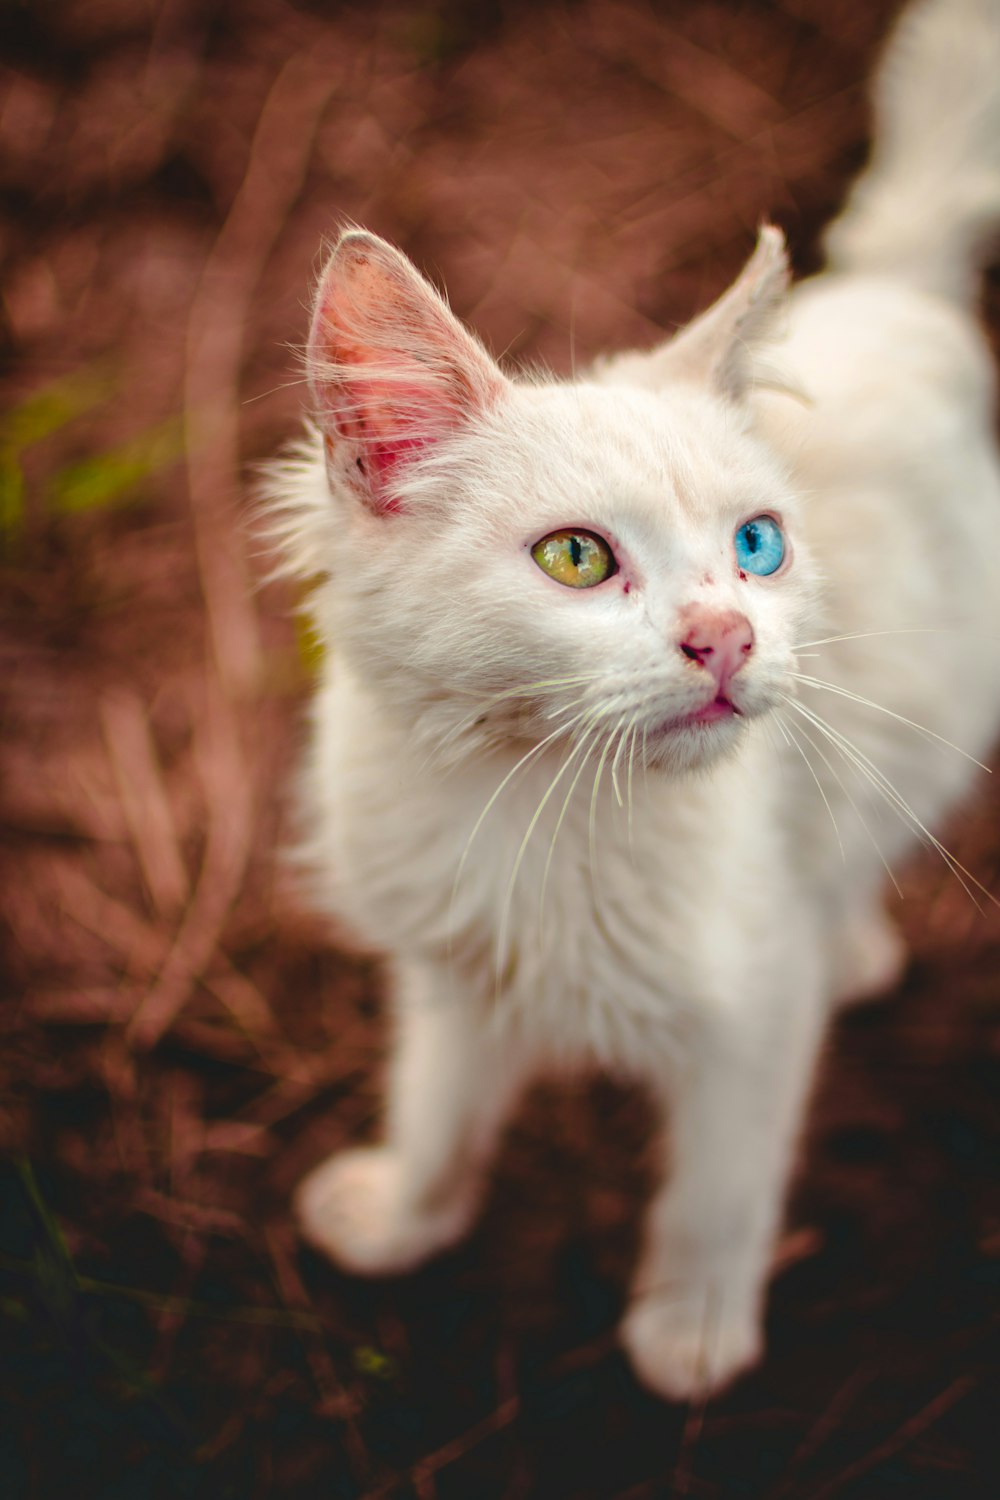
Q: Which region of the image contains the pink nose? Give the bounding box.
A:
[678,606,754,692]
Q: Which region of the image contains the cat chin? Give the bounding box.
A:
[642,712,750,775]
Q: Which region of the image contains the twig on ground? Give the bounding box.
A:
[100,687,189,916]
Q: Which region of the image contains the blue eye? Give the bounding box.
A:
[734,515,785,576]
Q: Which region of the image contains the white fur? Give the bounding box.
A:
[268,0,1000,1401]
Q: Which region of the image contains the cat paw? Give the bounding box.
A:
[620,1291,762,1402]
[294,1146,475,1276]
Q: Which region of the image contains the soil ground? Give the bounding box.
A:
[1,2,999,1497]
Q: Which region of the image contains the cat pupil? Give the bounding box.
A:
[744,523,760,553]
[569,535,583,567]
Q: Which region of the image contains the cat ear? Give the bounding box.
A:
[653,225,790,402]
[307,229,506,514]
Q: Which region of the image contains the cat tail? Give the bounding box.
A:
[823,0,1000,305]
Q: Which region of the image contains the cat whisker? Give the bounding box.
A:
[438,672,607,755]
[641,720,650,799]
[541,689,604,724]
[786,699,936,900]
[625,712,641,845]
[777,697,900,893]
[442,685,605,771]
[786,698,997,909]
[538,713,609,929]
[589,713,628,899]
[609,708,644,820]
[495,707,607,993]
[610,712,633,809]
[610,759,624,810]
[450,705,593,947]
[484,671,608,704]
[241,374,311,406]
[792,626,996,650]
[791,690,905,888]
[772,710,846,864]
[788,671,992,771]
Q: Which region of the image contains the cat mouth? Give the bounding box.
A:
[685,695,741,726]
[649,695,742,741]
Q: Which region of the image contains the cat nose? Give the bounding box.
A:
[678,606,754,692]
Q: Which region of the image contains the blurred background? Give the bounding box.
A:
[2,1,999,1496]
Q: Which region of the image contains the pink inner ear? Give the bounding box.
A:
[309,236,502,518]
[367,434,430,488]
[319,365,456,516]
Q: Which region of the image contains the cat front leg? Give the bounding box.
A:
[621,984,827,1401]
[295,960,526,1274]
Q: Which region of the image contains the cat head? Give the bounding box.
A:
[267,228,819,774]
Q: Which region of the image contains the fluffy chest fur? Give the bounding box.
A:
[299,662,814,1067]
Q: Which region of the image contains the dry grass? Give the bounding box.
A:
[1,1,998,1495]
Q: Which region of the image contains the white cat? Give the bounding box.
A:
[266,0,1000,1399]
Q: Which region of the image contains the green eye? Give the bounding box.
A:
[531,529,615,588]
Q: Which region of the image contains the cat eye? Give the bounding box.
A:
[734,515,785,576]
[531,529,616,589]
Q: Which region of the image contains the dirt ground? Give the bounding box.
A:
[1,1,999,1496]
